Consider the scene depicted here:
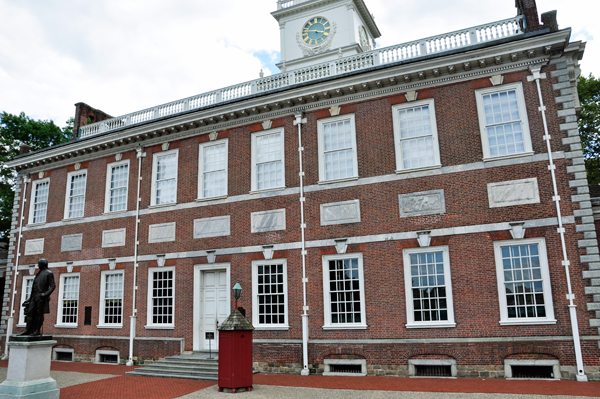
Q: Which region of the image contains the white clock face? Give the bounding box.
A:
[302,17,331,46]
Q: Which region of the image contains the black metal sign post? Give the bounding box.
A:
[206,332,215,359]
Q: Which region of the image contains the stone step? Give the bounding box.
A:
[126,369,218,381]
[142,364,217,373]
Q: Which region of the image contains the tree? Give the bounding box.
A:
[577,74,600,184]
[0,112,73,243]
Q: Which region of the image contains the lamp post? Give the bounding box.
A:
[233,282,242,309]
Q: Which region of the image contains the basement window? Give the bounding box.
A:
[323,359,367,376]
[409,359,457,378]
[505,359,560,380]
[96,350,120,365]
[52,348,74,362]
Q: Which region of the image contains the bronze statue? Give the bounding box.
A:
[19,259,56,336]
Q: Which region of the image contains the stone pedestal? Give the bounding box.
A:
[0,338,59,399]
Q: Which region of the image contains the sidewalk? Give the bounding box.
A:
[0,360,599,398]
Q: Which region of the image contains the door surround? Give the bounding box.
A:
[193,263,231,352]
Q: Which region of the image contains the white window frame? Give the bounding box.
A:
[28,178,50,225]
[198,139,228,200]
[392,99,442,173]
[322,252,367,329]
[17,275,35,326]
[494,237,556,325]
[146,266,175,329]
[250,128,285,192]
[252,259,289,330]
[63,170,87,220]
[55,272,80,328]
[317,114,359,184]
[475,82,533,161]
[104,159,130,213]
[403,246,456,328]
[98,270,124,328]
[150,148,179,206]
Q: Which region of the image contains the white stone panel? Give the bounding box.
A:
[488,178,540,208]
[24,239,44,255]
[102,228,127,248]
[399,189,446,218]
[194,216,231,239]
[148,222,176,243]
[61,234,83,252]
[321,200,361,226]
[251,209,286,233]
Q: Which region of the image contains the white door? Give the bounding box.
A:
[201,270,229,350]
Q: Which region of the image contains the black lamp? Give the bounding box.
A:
[233,282,242,309]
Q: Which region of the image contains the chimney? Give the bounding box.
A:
[515,0,558,33]
[73,102,113,140]
[19,144,31,155]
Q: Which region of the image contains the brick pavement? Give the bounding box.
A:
[1,361,600,398]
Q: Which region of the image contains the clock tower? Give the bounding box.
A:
[272,0,381,71]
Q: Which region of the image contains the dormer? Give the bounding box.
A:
[272,0,381,71]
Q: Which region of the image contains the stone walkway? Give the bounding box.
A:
[0,361,599,398]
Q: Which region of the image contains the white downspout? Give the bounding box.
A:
[294,113,310,376]
[2,176,29,360]
[529,64,588,382]
[127,147,145,367]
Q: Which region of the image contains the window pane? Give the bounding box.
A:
[109,164,128,212]
[500,244,546,319]
[155,154,177,204]
[256,133,283,190]
[68,173,86,218]
[409,251,448,322]
[33,181,49,223]
[328,258,361,324]
[482,89,525,156]
[104,273,123,324]
[323,120,355,180]
[203,143,227,197]
[61,276,79,324]
[152,270,174,324]
[256,263,286,325]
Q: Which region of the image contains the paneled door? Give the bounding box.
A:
[201,270,229,350]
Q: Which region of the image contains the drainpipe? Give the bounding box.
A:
[2,176,29,360]
[529,64,588,382]
[127,147,145,366]
[294,113,310,376]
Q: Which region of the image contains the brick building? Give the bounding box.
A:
[2,0,599,381]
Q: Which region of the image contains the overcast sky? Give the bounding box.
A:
[0,0,596,129]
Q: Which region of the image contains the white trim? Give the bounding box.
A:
[64,170,88,220]
[494,237,556,325]
[403,246,456,328]
[321,252,367,329]
[392,99,441,173]
[252,258,289,330]
[475,82,533,160]
[151,148,179,206]
[323,359,367,376]
[193,263,230,352]
[95,349,120,364]
[28,178,50,225]
[146,266,175,328]
[504,359,560,380]
[17,276,35,326]
[104,159,130,214]
[98,270,125,328]
[251,128,285,192]
[56,272,80,328]
[52,348,74,361]
[317,114,359,183]
[198,139,228,200]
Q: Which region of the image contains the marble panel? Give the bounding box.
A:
[399,189,446,218]
[488,178,540,208]
[61,234,83,252]
[321,200,361,226]
[102,228,127,248]
[24,238,44,256]
[194,215,231,239]
[251,209,286,233]
[149,222,176,243]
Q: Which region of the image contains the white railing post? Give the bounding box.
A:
[183,99,189,111]
[469,28,479,44]
[251,81,258,95]
[330,61,337,76]
[216,90,222,104]
[419,41,427,56]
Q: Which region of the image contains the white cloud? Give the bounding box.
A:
[0,0,597,128]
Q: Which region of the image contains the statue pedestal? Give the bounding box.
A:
[0,338,59,399]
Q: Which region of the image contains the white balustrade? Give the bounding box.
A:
[78,15,524,139]
[278,0,312,9]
